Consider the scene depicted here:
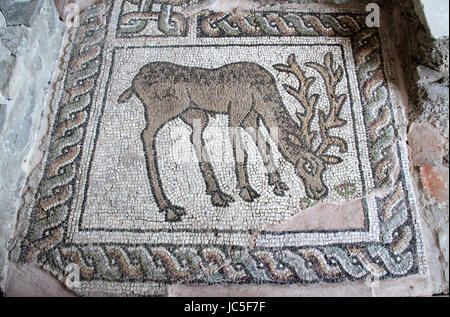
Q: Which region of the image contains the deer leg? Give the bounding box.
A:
[142,125,186,222]
[265,143,289,196]
[243,111,289,197]
[180,109,234,208]
[229,123,260,202]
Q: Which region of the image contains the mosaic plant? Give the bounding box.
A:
[11,0,428,296]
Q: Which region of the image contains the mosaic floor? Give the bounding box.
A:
[11,0,428,296]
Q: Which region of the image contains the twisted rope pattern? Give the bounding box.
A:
[199,12,363,37]
[46,180,415,284]
[20,2,109,262]
[352,28,395,188]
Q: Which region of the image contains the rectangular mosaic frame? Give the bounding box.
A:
[67,42,380,246]
[11,0,428,296]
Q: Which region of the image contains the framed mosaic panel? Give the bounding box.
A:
[11,0,429,296]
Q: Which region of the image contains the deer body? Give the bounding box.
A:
[119,55,346,221]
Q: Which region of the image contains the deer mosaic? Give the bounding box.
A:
[118,52,348,221]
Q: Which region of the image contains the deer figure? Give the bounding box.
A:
[118,52,347,222]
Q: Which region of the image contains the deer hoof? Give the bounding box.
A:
[210,190,234,207]
[273,182,289,196]
[239,186,260,202]
[163,205,186,222]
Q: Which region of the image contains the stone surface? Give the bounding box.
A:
[414,0,449,40]
[408,122,447,166]
[415,163,449,295]
[0,0,44,26]
[264,199,365,232]
[4,261,76,297]
[0,0,64,291]
[0,47,15,94]
[419,202,449,294]
[0,9,5,26]
[0,26,27,56]
[395,0,448,294]
[438,224,449,284]
[0,104,5,132]
[168,275,431,297]
[416,65,445,85]
[53,0,102,21]
[420,165,449,203]
[187,0,259,14]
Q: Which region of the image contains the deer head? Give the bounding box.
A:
[274,52,348,200]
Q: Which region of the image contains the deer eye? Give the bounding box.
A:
[302,161,314,175]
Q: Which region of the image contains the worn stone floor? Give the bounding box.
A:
[0,0,448,297]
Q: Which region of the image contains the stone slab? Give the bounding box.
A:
[3,261,76,297]
[0,0,64,292]
[168,274,431,297]
[414,0,449,39]
[0,0,44,26]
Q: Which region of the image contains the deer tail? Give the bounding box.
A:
[118,87,134,103]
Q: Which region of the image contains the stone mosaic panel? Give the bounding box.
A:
[11,0,428,296]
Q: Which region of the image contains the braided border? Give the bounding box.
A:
[15,1,112,264]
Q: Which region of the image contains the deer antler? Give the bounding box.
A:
[273,54,318,150]
[306,52,348,164]
[274,52,348,165]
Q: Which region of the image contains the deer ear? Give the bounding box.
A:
[321,154,343,165]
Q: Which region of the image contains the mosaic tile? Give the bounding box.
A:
[11,0,428,296]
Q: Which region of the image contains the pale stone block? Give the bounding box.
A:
[414,0,449,39]
[4,261,76,297]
